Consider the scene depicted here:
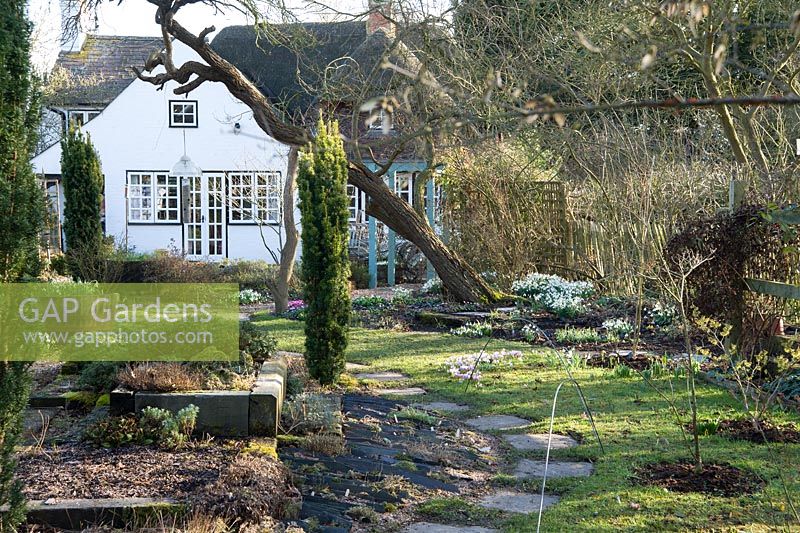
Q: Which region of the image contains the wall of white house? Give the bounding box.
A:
[31,40,298,264]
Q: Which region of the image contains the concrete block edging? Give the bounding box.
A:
[110,356,287,438]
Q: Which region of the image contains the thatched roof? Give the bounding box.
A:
[212,22,367,119]
[54,35,164,107]
[211,22,422,120]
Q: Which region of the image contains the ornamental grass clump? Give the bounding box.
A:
[511,273,593,317]
[445,349,523,381]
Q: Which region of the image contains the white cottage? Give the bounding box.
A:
[33,35,296,261]
[32,13,433,272]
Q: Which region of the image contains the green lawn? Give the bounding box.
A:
[254,313,800,532]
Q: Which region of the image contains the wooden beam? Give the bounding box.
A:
[368,216,377,289]
[728,180,746,211]
[745,278,800,300]
[426,178,435,281]
[387,173,396,287]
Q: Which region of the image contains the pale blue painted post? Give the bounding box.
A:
[426,178,436,281]
[368,215,377,288]
[387,172,396,286]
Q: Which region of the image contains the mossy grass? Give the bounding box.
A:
[254,315,800,531]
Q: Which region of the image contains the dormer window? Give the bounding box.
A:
[169,100,198,128]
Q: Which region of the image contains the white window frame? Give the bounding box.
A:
[67,109,100,127]
[347,184,367,222]
[255,172,282,224]
[126,171,180,223]
[169,100,198,128]
[394,171,416,205]
[227,171,282,224]
[155,174,180,222]
[228,172,253,222]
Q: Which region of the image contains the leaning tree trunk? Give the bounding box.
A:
[273,147,300,314]
[138,15,500,303]
[349,166,501,303]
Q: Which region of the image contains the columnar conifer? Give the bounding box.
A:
[61,127,104,277]
[0,0,42,528]
[297,118,351,385]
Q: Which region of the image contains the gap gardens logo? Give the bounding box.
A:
[0,283,239,361]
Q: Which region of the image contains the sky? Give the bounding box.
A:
[28,0,368,72]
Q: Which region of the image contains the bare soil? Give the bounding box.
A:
[16,440,287,500]
[718,418,800,444]
[585,352,658,371]
[636,461,763,496]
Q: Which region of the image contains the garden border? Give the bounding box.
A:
[2,498,182,530]
[110,357,287,437]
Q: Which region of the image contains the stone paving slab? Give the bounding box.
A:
[355,371,409,382]
[453,311,491,318]
[23,408,60,436]
[513,459,594,479]
[464,415,532,431]
[478,490,559,513]
[414,401,470,412]
[275,350,304,359]
[503,433,578,451]
[405,523,499,533]
[377,387,427,396]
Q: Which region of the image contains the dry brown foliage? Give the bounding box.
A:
[190,454,300,525]
[116,363,204,392]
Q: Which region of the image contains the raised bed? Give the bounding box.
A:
[110,357,287,437]
[1,498,182,530]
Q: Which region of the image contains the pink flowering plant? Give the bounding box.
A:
[445,349,523,382]
[287,299,305,311]
[283,299,307,320]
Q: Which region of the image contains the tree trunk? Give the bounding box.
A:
[701,70,749,167]
[273,147,300,314]
[146,17,500,304]
[349,166,501,303]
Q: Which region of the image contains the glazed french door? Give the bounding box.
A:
[184,173,226,260]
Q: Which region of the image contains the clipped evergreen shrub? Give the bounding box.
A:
[297,119,351,385]
[61,127,104,279]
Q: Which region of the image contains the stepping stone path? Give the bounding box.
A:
[377,387,427,396]
[503,433,578,451]
[354,371,409,382]
[514,458,594,479]
[464,415,532,431]
[280,394,485,531]
[405,524,499,533]
[453,311,492,318]
[478,490,559,513]
[275,350,304,359]
[282,390,594,531]
[345,362,371,372]
[414,401,469,412]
